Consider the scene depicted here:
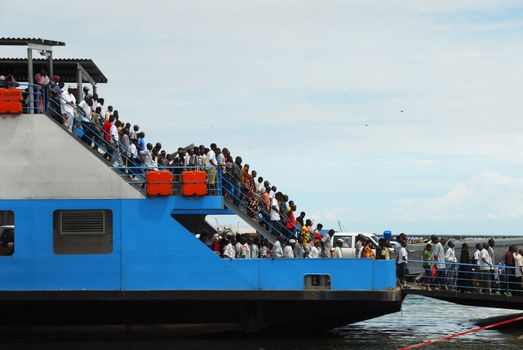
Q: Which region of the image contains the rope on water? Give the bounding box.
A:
[399,315,523,350]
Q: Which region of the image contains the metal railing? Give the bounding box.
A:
[221,174,297,241]
[407,259,523,295]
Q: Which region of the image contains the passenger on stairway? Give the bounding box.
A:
[109,116,122,166]
[285,204,297,235]
[120,128,131,162]
[269,186,276,201]
[102,115,114,160]
[128,139,140,178]
[205,144,218,191]
[269,193,282,235]
[240,165,258,217]
[278,195,289,223]
[231,157,243,205]
[61,85,76,132]
[283,239,295,258]
[216,148,226,171]
[129,124,139,141]
[139,143,155,168]
[137,132,145,151]
[105,105,114,121]
[222,237,236,259]
[296,212,306,228]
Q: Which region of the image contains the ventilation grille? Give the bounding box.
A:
[59,210,106,235]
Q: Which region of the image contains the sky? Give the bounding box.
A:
[1,1,523,236]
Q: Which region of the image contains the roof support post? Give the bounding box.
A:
[77,64,83,102]
[27,48,34,114]
[48,51,53,78]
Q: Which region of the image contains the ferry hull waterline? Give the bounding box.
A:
[0,39,403,337]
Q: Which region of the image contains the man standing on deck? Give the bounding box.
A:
[272,236,284,258]
[430,236,446,290]
[504,245,517,295]
[445,241,458,290]
[205,143,218,191]
[322,229,335,258]
[479,243,493,293]
[283,239,295,258]
[488,239,498,292]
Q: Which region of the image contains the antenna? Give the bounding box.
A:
[337,220,344,232]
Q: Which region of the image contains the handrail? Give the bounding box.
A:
[407,258,523,294]
[221,173,297,236]
[221,174,295,241]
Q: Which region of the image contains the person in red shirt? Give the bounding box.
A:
[102,116,113,160]
[211,234,221,256]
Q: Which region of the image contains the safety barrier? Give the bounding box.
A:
[0,88,23,114]
[407,259,523,295]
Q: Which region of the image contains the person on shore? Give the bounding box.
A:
[458,243,472,292]
[445,241,458,290]
[397,240,408,288]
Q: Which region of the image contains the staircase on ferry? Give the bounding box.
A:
[44,90,294,244]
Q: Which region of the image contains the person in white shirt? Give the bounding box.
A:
[333,239,343,258]
[205,145,218,189]
[479,243,493,293]
[109,121,122,166]
[322,230,335,258]
[260,242,269,258]
[139,143,155,168]
[272,237,284,258]
[61,85,76,132]
[223,238,236,259]
[283,239,296,258]
[515,249,523,295]
[308,241,320,258]
[445,241,458,290]
[270,193,281,235]
[397,241,408,287]
[430,236,446,289]
[235,239,243,258]
[240,238,251,258]
[250,238,259,258]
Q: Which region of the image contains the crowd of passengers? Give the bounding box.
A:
[406,236,523,295]
[196,231,343,259]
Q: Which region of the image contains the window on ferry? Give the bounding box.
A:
[0,210,14,256]
[53,210,113,255]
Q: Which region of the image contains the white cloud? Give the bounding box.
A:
[394,171,523,222]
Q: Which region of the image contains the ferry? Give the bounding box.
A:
[0,38,402,336]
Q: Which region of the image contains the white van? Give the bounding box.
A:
[332,232,396,258]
